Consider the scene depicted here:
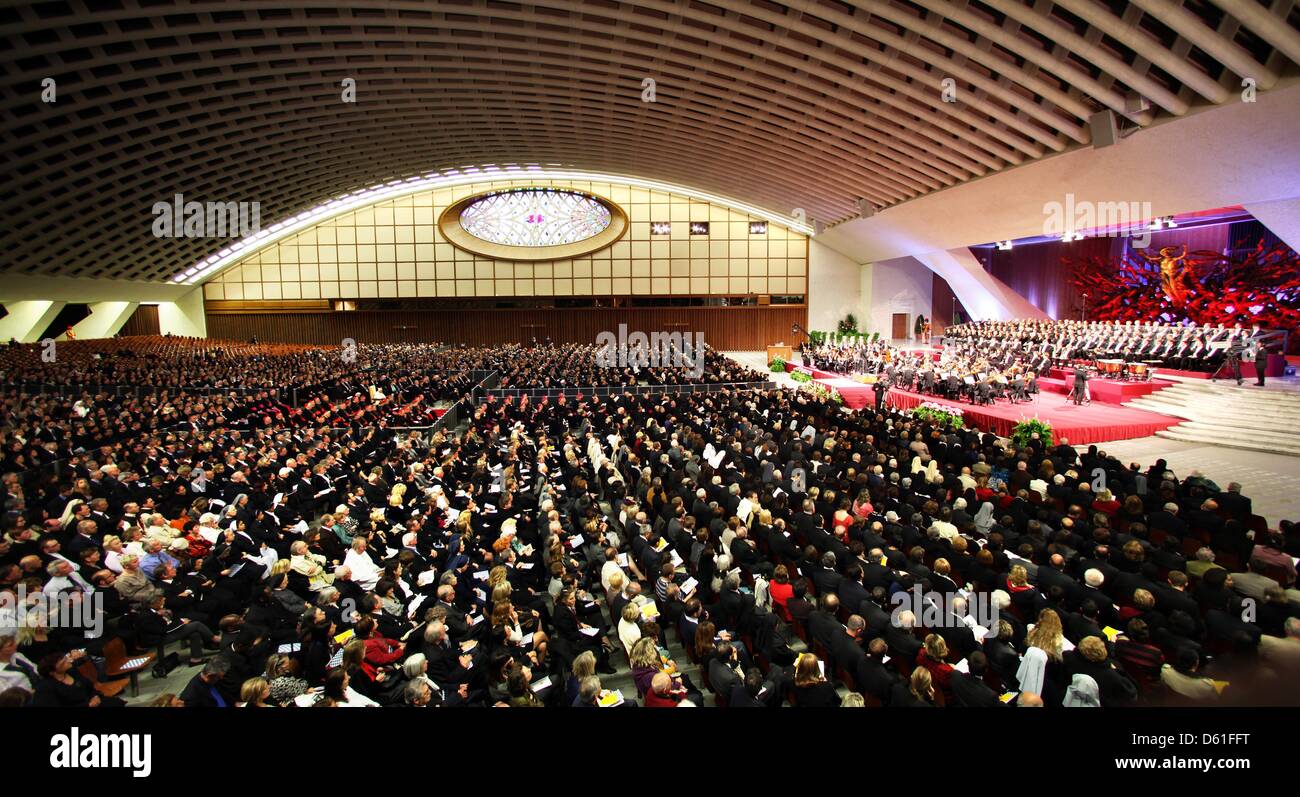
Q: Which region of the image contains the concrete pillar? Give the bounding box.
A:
[1242,197,1300,255]
[62,301,138,340]
[158,286,207,338]
[0,300,66,343]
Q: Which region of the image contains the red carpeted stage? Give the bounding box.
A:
[1039,368,1173,404]
[796,358,1181,443]
[884,387,1179,445]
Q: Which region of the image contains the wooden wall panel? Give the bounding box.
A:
[205,306,807,350]
[930,272,969,335]
[118,304,161,337]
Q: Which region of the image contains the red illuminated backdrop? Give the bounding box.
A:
[1065,239,1300,337]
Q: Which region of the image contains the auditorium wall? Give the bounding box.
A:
[204,305,805,351]
[806,241,865,337]
[863,257,934,339]
[201,179,808,302]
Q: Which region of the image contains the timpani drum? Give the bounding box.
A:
[1127,362,1149,380]
[1097,359,1124,377]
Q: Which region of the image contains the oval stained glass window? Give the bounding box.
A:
[438,187,628,261]
[458,188,613,247]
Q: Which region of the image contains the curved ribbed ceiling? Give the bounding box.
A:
[2,0,1297,282]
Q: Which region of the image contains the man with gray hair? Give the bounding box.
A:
[43,559,94,595]
[404,679,433,707]
[422,618,481,691]
[179,656,232,707]
[140,538,179,582]
[574,675,602,707]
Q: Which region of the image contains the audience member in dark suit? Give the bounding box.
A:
[950,651,1002,707]
[856,637,901,705]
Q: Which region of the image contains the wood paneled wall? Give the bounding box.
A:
[118,304,160,337]
[930,273,968,335]
[205,305,807,350]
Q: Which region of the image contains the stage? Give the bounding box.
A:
[884,387,1180,445]
[794,357,1182,443]
[1039,368,1174,404]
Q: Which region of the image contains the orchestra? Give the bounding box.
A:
[798,317,1278,408]
[799,336,1042,406]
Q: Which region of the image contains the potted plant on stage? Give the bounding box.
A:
[770,358,787,373]
[911,401,964,429]
[790,369,813,384]
[801,382,843,405]
[1010,418,1054,449]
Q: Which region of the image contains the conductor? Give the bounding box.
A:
[873,376,889,414]
[1070,367,1090,406]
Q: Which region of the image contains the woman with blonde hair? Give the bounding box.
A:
[239,677,271,707]
[1020,608,1067,706]
[566,651,596,705]
[917,633,954,691]
[605,569,626,613]
[618,602,642,657]
[1006,564,1031,592]
[628,636,663,697]
[102,535,126,574]
[852,489,873,520]
[792,652,840,707]
[627,635,697,704]
[909,667,936,706]
[264,654,308,705]
[1025,608,1065,660]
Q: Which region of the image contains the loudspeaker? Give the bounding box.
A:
[1124,93,1149,114]
[857,198,875,218]
[1089,110,1118,148]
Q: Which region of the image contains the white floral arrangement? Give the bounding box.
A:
[918,401,963,416]
[912,401,965,428]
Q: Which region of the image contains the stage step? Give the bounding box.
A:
[1154,428,1300,457]
[1126,396,1300,425]
[1175,421,1300,448]
[1125,391,1300,420]
[1122,379,1300,457]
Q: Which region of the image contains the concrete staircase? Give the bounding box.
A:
[1123,376,1300,456]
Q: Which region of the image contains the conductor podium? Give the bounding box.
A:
[766,343,793,365]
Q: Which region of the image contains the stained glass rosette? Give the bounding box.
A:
[439,187,627,261]
[459,189,612,247]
